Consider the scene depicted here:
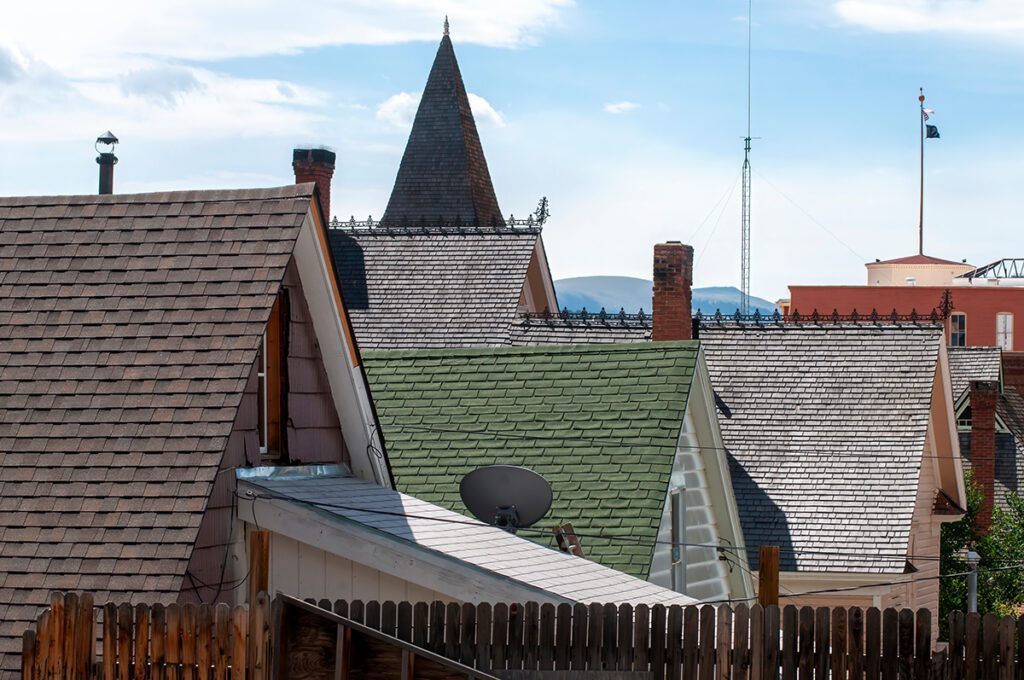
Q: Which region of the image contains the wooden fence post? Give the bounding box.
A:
[758,548,780,608]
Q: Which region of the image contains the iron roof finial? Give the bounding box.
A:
[444,16,450,36]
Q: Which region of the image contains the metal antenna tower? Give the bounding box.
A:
[740,0,753,314]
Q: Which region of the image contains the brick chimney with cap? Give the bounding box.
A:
[652,241,694,341]
[293,148,336,224]
[970,379,999,534]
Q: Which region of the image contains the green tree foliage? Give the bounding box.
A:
[940,472,1024,637]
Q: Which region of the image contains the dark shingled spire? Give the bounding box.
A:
[381,29,504,226]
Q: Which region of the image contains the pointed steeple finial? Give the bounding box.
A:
[444,15,450,36]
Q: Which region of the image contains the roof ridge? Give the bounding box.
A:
[364,340,698,362]
[0,184,314,207]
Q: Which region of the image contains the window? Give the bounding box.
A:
[669,488,686,593]
[950,313,967,347]
[258,294,286,460]
[957,406,972,431]
[997,313,1013,351]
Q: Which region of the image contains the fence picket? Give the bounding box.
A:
[603,603,618,671]
[587,603,603,672]
[366,600,381,631]
[866,608,881,680]
[555,603,572,671]
[412,602,428,650]
[397,601,412,643]
[536,603,554,670]
[165,605,181,680]
[134,604,149,680]
[668,605,684,680]
[881,608,898,680]
[999,616,1014,680]
[180,604,196,680]
[428,601,444,656]
[681,605,697,680]
[461,602,477,668]
[964,613,980,680]
[444,602,460,662]
[508,603,525,670]
[717,605,732,680]
[525,601,540,671]
[618,604,634,671]
[699,605,717,680]
[732,604,750,680]
[230,605,247,680]
[570,603,587,672]
[197,605,212,680]
[848,607,864,680]
[116,603,132,680]
[635,604,650,674]
[749,605,764,680]
[814,608,829,680]
[37,609,51,680]
[781,605,797,680]
[796,607,812,680]
[651,604,667,680]
[382,601,397,639]
[214,604,230,680]
[151,605,166,680]
[830,607,847,680]
[476,603,492,672]
[63,594,78,680]
[983,613,1000,680]
[915,609,932,680]
[765,606,780,680]
[491,603,508,671]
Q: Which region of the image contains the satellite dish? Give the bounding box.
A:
[460,465,552,534]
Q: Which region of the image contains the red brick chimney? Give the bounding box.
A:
[970,379,999,534]
[652,241,694,341]
[293,147,336,224]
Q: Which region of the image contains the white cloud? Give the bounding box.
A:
[834,0,1024,38]
[603,101,640,114]
[467,94,507,127]
[0,1,567,143]
[119,66,205,108]
[376,91,506,130]
[376,92,421,129]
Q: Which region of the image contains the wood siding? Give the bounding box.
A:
[180,257,349,605]
[269,534,450,605]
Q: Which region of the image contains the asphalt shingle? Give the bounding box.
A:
[0,185,314,675]
[362,342,699,579]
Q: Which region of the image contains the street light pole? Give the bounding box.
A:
[966,550,981,613]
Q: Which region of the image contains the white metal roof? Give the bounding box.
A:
[236,466,698,607]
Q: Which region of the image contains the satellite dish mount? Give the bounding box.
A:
[460,465,552,535]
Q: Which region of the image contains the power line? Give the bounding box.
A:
[753,169,865,262]
[237,488,955,564]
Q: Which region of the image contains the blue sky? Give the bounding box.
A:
[2,1,1022,300]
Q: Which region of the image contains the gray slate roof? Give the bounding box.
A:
[948,346,1002,402]
[0,185,314,674]
[700,324,944,574]
[328,227,541,349]
[381,34,503,227]
[239,469,697,607]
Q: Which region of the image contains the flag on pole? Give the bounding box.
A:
[926,124,940,139]
[922,108,934,121]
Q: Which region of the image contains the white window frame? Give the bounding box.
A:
[258,331,268,455]
[997,312,1013,351]
[950,312,967,347]
[669,487,687,594]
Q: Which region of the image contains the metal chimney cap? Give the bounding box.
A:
[96,131,118,145]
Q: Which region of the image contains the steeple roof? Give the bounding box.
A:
[381,31,504,226]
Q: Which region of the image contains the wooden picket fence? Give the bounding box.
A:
[308,598,1023,679]
[19,592,272,680]
[18,593,1024,679]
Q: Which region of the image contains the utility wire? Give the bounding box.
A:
[688,170,743,245]
[238,488,962,565]
[753,169,865,262]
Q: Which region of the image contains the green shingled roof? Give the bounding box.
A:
[363,341,699,579]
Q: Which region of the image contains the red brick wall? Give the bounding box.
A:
[789,285,1024,350]
[970,380,999,534]
[293,148,336,223]
[652,242,693,341]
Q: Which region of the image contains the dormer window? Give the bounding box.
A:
[258,293,286,461]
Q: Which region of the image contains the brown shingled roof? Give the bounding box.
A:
[0,185,315,674]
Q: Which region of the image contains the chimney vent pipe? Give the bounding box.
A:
[95,131,119,195]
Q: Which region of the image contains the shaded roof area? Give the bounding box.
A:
[947,346,1002,402]
[328,226,541,349]
[381,33,503,227]
[239,468,697,607]
[0,185,313,673]
[700,324,944,574]
[871,254,967,266]
[362,342,699,580]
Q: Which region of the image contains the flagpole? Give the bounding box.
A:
[919,88,925,256]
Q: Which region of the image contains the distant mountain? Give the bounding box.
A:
[554,276,777,316]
